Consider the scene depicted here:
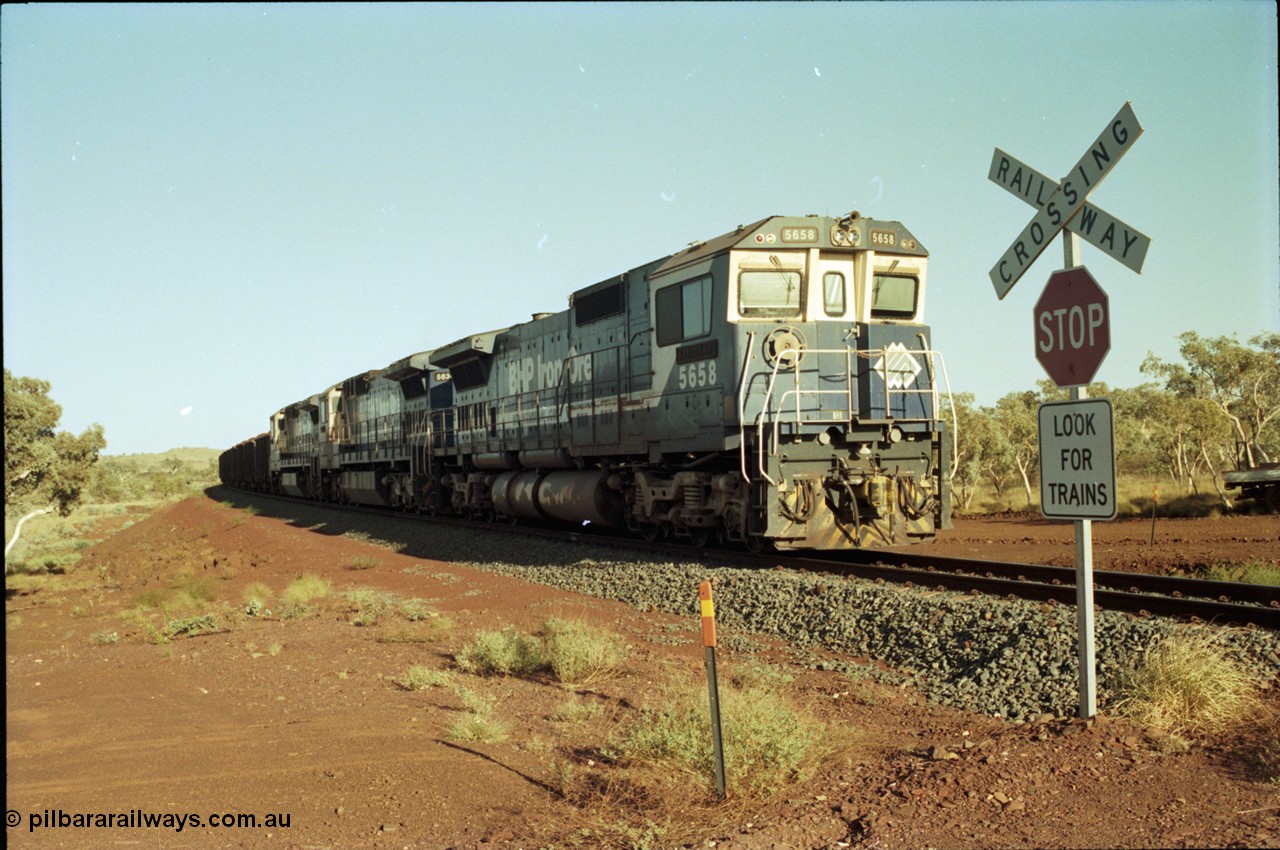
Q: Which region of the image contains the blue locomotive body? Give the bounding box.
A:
[221,211,952,550]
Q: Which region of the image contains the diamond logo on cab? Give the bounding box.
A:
[873,342,922,389]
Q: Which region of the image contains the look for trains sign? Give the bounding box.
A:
[1038,398,1117,521]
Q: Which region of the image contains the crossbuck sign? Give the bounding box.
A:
[989,102,1145,299]
[990,149,1151,276]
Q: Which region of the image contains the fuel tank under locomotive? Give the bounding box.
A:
[491,470,626,528]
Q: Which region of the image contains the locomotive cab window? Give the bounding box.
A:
[739,268,803,318]
[823,271,846,317]
[870,273,918,319]
[656,275,712,347]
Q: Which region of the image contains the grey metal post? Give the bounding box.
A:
[1064,231,1098,718]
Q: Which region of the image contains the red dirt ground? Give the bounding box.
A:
[5,495,1278,849]
[938,510,1280,576]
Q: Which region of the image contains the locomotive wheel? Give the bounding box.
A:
[638,524,662,542]
[744,535,773,554]
[689,527,713,548]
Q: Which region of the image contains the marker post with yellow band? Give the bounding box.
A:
[699,580,726,800]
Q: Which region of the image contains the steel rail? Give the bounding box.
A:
[789,552,1280,630]
[830,550,1280,608]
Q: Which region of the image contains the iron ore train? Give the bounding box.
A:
[220,211,953,550]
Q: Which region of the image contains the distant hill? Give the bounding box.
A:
[105,447,221,465]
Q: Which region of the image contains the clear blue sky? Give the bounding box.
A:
[4,2,1277,456]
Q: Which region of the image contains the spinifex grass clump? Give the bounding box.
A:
[1113,627,1265,739]
[131,575,217,618]
[455,628,546,676]
[616,678,827,798]
[542,617,627,687]
[278,574,331,617]
[453,619,628,685]
[1202,559,1280,587]
[446,686,510,743]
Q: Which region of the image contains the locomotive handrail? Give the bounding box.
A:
[916,333,959,482]
[737,331,757,484]
[751,343,948,486]
[752,347,803,486]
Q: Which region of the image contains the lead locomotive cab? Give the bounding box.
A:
[645,212,949,550]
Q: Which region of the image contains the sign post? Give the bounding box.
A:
[1060,233,1101,718]
[989,103,1149,718]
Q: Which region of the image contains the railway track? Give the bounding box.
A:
[809,549,1280,630]
[216,487,1280,630]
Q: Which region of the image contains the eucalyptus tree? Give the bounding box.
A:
[4,370,106,565]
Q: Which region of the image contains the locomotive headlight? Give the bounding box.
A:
[829,226,859,247]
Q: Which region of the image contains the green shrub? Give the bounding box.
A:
[542,618,627,687]
[242,581,273,616]
[344,588,396,626]
[455,629,546,676]
[398,598,446,623]
[399,665,451,691]
[617,680,825,797]
[164,614,221,638]
[347,555,381,571]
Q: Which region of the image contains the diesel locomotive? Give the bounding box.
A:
[220,211,953,550]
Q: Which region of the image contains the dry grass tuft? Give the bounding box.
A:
[542,618,628,687]
[614,676,833,799]
[1112,628,1265,739]
[455,628,546,676]
[280,574,331,605]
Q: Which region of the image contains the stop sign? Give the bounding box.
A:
[1033,266,1110,387]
